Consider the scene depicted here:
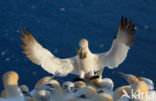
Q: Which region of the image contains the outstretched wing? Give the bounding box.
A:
[20,28,79,76]
[96,16,135,69]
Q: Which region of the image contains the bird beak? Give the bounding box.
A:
[117,72,129,80]
[77,50,87,59]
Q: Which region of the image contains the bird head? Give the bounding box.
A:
[3,71,19,86]
[62,81,75,93]
[77,39,89,59]
[118,72,139,84]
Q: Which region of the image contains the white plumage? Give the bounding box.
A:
[20,16,135,78]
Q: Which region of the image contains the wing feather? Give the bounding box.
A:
[20,28,78,76]
[97,16,135,69]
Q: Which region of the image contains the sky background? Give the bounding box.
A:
[0,0,156,91]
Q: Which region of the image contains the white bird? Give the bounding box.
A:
[73,78,86,91]
[34,76,52,88]
[113,85,130,101]
[138,77,156,101]
[20,16,135,78]
[31,79,63,101]
[118,72,150,101]
[0,71,24,101]
[62,81,75,94]
[30,76,52,101]
[69,86,97,100]
[86,68,114,96]
[62,81,75,100]
[20,85,33,101]
[138,77,155,90]
[90,76,114,96]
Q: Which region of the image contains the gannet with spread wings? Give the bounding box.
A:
[20,16,135,78]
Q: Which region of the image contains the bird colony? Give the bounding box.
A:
[0,17,155,101]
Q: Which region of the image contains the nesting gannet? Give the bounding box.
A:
[113,86,130,101]
[30,76,52,101]
[62,81,75,100]
[138,77,156,101]
[73,78,86,91]
[138,77,154,90]
[20,85,33,101]
[118,72,149,101]
[90,76,114,96]
[72,86,97,100]
[91,93,113,101]
[35,76,51,88]
[62,81,75,94]
[31,79,63,101]
[1,71,24,101]
[20,16,135,78]
[89,68,114,96]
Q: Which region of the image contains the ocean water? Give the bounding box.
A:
[0,0,156,91]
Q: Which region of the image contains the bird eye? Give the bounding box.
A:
[64,85,68,89]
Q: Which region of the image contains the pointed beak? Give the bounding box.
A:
[117,72,129,80]
[77,50,87,59]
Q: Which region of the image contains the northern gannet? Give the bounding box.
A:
[89,68,114,96]
[113,85,130,101]
[30,76,52,101]
[138,77,156,101]
[90,76,114,96]
[73,78,86,91]
[72,86,97,100]
[62,81,75,94]
[118,72,149,101]
[62,81,75,100]
[20,16,135,78]
[138,77,154,90]
[0,71,24,101]
[31,79,62,101]
[20,85,33,101]
[35,76,51,88]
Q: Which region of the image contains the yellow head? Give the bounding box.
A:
[3,71,19,86]
[35,76,51,88]
[118,72,139,84]
[78,39,89,59]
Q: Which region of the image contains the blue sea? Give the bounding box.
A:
[0,0,156,91]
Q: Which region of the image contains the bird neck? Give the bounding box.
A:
[131,81,149,100]
[85,47,91,53]
[5,84,23,98]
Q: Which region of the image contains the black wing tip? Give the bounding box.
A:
[20,27,30,35]
[90,75,100,80]
[73,78,85,82]
[119,16,136,46]
[25,27,31,34]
